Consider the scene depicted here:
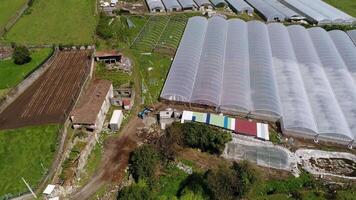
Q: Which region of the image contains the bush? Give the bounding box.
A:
[182,122,232,154]
[129,144,159,181]
[205,165,240,200]
[13,45,31,65]
[232,161,259,196]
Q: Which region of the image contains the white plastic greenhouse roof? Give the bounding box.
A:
[245,0,285,22]
[146,0,165,11]
[280,0,355,25]
[162,0,182,10]
[178,0,197,9]
[225,0,253,14]
[347,30,356,46]
[264,0,304,20]
[161,16,356,144]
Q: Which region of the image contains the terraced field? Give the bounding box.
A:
[131,15,188,54]
[0,50,92,129]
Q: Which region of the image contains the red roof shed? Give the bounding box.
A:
[235,119,257,136]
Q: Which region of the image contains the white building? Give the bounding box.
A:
[109,110,124,131]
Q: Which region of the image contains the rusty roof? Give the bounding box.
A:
[71,79,112,125]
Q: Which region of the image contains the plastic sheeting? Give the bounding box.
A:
[268,23,317,136]
[329,30,356,83]
[225,0,253,14]
[264,0,304,20]
[161,17,208,102]
[161,16,356,144]
[220,19,251,113]
[245,0,285,22]
[280,0,331,24]
[191,16,227,106]
[288,25,352,142]
[248,21,281,118]
[309,27,356,140]
[296,0,355,25]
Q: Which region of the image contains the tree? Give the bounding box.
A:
[205,165,240,200]
[232,161,259,196]
[129,144,159,181]
[182,122,232,154]
[13,45,31,65]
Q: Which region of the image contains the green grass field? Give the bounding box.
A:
[0,48,52,90]
[0,0,27,30]
[0,124,59,197]
[5,0,97,44]
[324,0,356,17]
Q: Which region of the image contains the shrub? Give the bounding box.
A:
[13,45,31,65]
[232,161,259,196]
[205,165,240,200]
[129,144,159,181]
[182,122,232,154]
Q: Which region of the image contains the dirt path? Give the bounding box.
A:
[71,51,145,199]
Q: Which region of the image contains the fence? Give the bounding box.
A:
[0,0,30,37]
[0,48,57,113]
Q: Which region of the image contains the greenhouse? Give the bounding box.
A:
[245,0,285,22]
[264,0,304,20]
[225,0,254,14]
[161,0,182,11]
[177,0,197,10]
[280,0,354,25]
[209,0,227,7]
[161,16,356,146]
[146,0,165,12]
[193,0,212,8]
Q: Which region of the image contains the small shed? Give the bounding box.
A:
[160,110,174,119]
[110,110,124,131]
[43,184,56,195]
[94,51,122,64]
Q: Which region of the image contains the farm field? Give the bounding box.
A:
[4,0,97,44]
[0,50,92,130]
[0,124,58,198]
[0,48,52,91]
[324,0,356,17]
[0,0,27,30]
[131,14,189,54]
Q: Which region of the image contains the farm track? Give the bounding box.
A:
[0,50,92,130]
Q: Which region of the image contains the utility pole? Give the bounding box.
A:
[21,177,38,199]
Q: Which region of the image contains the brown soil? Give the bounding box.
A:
[0,50,91,129]
[71,117,145,200]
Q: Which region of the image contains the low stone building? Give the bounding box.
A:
[70,79,113,131]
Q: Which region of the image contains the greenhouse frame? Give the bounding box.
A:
[161,16,356,146]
